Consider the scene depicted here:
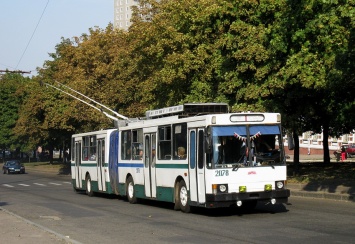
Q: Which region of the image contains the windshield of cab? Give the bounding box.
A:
[206,125,284,169]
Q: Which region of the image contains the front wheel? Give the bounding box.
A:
[126,176,137,204]
[178,181,191,213]
[86,175,94,197]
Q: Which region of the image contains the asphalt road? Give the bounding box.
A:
[1,171,354,244]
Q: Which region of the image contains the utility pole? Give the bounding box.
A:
[0,70,31,74]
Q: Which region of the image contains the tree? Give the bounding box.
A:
[264,0,355,166]
[127,0,282,111]
[0,73,29,156]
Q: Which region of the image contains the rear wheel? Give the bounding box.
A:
[126,176,137,204]
[86,175,94,197]
[178,181,191,213]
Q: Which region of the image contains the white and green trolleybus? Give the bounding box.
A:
[71,103,290,212]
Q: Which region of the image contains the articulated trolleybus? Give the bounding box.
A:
[71,103,290,212]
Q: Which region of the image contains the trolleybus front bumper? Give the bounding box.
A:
[205,189,290,208]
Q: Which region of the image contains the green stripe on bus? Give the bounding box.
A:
[156,186,174,202]
[155,164,188,169]
[72,179,114,194]
[70,163,109,167]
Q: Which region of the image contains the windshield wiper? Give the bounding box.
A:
[232,163,242,171]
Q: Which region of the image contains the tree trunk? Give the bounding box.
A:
[293,130,300,176]
[323,124,331,164]
[49,145,54,164]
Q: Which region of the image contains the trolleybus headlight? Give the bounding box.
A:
[239,186,247,193]
[219,184,227,193]
[264,184,272,192]
[276,181,284,189]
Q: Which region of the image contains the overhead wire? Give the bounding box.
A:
[15,0,50,70]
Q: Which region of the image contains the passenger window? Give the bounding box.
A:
[173,123,187,160]
[158,126,171,160]
[121,130,132,160]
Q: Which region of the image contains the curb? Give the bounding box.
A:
[288,183,355,203]
[289,189,355,202]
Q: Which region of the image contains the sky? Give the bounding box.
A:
[0,0,113,76]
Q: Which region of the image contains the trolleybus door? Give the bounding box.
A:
[75,141,82,188]
[197,129,206,203]
[97,139,106,191]
[144,133,157,198]
[188,128,206,203]
[188,129,198,202]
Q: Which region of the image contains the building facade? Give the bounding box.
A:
[114,0,139,30]
[284,131,355,155]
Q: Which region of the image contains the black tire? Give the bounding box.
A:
[86,175,94,197]
[126,176,137,204]
[7,169,10,174]
[178,181,191,213]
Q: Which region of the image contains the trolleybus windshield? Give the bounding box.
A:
[208,125,283,168]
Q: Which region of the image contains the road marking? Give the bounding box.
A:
[18,184,30,187]
[49,182,62,186]
[2,184,14,187]
[33,183,46,186]
[63,182,71,184]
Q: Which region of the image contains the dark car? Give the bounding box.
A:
[2,160,25,174]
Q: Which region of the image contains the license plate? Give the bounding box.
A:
[15,169,20,171]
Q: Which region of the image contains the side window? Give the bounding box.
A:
[173,123,187,160]
[71,137,75,161]
[82,135,96,161]
[101,140,105,165]
[121,130,132,160]
[132,129,143,160]
[158,125,171,160]
[190,131,196,169]
[198,130,204,169]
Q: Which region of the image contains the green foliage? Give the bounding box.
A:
[2,0,353,160]
[0,73,29,151]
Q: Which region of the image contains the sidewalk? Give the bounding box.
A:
[0,208,73,244]
[0,167,77,244]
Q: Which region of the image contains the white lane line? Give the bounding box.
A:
[33,183,46,186]
[62,182,71,184]
[18,184,30,187]
[49,183,62,186]
[2,184,14,187]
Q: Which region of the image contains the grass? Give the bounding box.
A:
[23,161,70,174]
[287,162,355,185]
